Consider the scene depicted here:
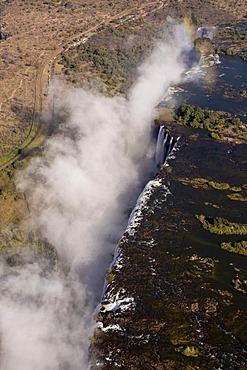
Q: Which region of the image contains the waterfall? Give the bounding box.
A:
[155,126,165,166]
[167,136,176,157]
[155,126,177,168]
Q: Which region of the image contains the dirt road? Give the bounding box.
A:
[0,1,164,169]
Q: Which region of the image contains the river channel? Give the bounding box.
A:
[165,54,247,123]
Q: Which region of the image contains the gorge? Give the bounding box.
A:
[0,22,197,370]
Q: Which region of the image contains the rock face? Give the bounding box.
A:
[91,127,247,369]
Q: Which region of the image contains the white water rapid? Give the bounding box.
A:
[155,126,177,168]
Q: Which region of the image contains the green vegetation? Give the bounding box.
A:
[43,0,60,5]
[209,181,230,190]
[0,118,39,166]
[194,37,214,53]
[0,162,26,227]
[204,202,220,209]
[181,177,247,203]
[215,25,247,62]
[195,214,247,235]
[228,193,247,201]
[0,228,58,269]
[106,268,114,284]
[62,43,150,95]
[220,241,247,256]
[183,346,200,357]
[232,277,247,294]
[175,104,247,143]
[62,53,79,72]
[179,176,243,192]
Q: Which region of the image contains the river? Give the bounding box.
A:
[163,54,247,123]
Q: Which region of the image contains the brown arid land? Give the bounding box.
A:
[0,0,166,163]
[0,0,246,165]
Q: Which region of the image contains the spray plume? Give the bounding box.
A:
[0,21,194,370]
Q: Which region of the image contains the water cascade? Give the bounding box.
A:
[155,125,177,168]
[99,125,178,314]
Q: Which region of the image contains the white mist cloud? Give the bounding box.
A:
[0,259,93,370]
[0,22,195,370]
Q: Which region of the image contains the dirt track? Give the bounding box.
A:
[0,0,165,169]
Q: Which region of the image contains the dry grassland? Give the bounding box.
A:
[0,0,246,158]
